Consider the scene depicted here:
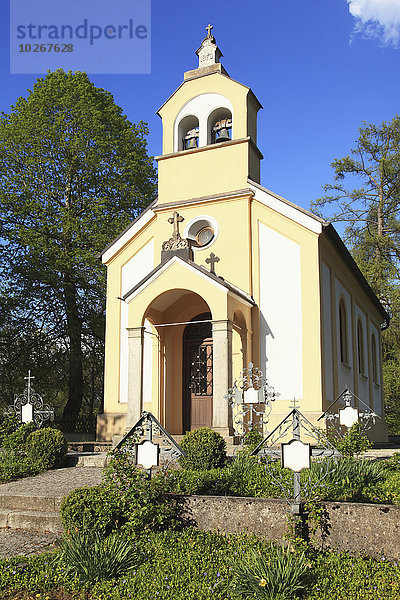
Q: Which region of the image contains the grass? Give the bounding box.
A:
[1,528,400,600]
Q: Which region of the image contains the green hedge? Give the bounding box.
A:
[179,428,227,470]
[26,427,68,469]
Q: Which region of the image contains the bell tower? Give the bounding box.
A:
[156,26,263,206]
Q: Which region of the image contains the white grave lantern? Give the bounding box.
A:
[281,439,311,472]
[244,387,259,404]
[339,405,359,428]
[21,402,33,424]
[135,440,160,470]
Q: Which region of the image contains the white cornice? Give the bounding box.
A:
[102,209,155,264]
[249,179,324,235]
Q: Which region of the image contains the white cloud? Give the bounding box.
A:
[347,0,400,46]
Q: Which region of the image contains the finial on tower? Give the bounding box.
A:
[196,24,223,68]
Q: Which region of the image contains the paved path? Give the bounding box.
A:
[0,466,103,559]
[0,529,58,558]
[0,466,103,498]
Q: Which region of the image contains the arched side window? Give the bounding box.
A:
[207,107,232,145]
[339,299,349,364]
[371,334,378,383]
[357,320,365,375]
[177,115,199,151]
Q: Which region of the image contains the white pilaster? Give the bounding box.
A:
[212,319,233,432]
[127,327,145,428]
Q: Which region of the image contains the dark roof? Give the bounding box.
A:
[122,254,255,305]
[322,223,390,327]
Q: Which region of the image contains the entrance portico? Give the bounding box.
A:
[123,256,254,436]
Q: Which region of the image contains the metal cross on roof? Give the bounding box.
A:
[205,252,220,274]
[206,24,213,37]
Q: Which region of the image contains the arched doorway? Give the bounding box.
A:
[183,313,213,431]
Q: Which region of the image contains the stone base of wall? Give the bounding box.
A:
[186,495,400,561]
[96,413,126,442]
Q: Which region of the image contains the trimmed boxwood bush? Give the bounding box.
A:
[3,421,36,451]
[26,427,68,469]
[0,413,21,446]
[60,485,123,536]
[179,427,227,470]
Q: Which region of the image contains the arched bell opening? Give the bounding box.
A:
[142,289,212,434]
[183,312,213,432]
[177,114,199,151]
[207,107,232,145]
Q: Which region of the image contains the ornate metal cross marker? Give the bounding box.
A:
[226,362,277,446]
[205,252,220,274]
[318,387,379,434]
[4,371,54,428]
[251,402,341,516]
[114,411,186,475]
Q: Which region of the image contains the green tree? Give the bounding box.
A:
[311,116,400,433]
[0,70,157,424]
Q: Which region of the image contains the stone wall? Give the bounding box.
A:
[186,495,400,561]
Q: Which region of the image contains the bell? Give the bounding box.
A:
[187,136,198,149]
[216,127,231,143]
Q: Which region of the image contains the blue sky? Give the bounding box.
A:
[1,0,400,216]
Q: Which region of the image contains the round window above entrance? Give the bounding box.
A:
[184,215,219,251]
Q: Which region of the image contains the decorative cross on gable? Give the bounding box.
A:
[205,252,220,274]
[206,24,213,37]
[4,371,54,428]
[168,211,184,237]
[162,212,190,253]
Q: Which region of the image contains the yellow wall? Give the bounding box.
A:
[251,199,323,414]
[158,72,255,154]
[319,234,387,441]
[157,140,250,204]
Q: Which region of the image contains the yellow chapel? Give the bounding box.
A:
[97,28,389,444]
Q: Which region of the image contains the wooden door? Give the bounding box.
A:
[183,316,213,431]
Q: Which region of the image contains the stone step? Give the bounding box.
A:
[67,441,112,453]
[0,493,64,512]
[65,452,109,468]
[0,507,62,533]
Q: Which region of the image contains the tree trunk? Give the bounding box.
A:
[62,273,83,427]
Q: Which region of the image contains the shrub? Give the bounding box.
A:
[0,449,44,483]
[179,427,226,470]
[57,530,140,582]
[62,452,187,536]
[26,427,68,469]
[243,429,264,450]
[328,422,372,457]
[166,467,232,495]
[0,413,21,446]
[103,451,186,534]
[306,457,385,501]
[60,485,123,536]
[381,452,400,471]
[230,544,309,599]
[3,421,36,451]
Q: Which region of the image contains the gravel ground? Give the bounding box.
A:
[0,528,59,558]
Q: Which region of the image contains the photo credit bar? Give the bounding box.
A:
[10,0,151,74]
